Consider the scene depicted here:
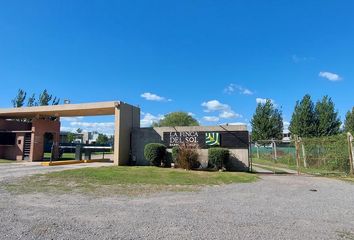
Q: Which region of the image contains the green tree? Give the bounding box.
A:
[96,134,109,145]
[76,128,83,134]
[344,107,354,133]
[251,99,283,141]
[289,94,317,137]
[12,89,27,108]
[153,112,199,127]
[27,94,36,107]
[37,89,60,106]
[66,132,76,143]
[315,95,341,136]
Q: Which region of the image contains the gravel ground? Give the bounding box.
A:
[1,174,354,240]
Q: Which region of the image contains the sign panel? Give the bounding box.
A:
[163,131,249,149]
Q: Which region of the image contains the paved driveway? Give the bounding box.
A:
[1,172,354,240]
[0,162,112,181]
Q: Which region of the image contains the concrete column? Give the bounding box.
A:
[113,107,120,165]
[113,102,140,166]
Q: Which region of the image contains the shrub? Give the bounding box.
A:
[208,148,230,170]
[144,143,167,167]
[177,144,200,170]
[172,146,179,163]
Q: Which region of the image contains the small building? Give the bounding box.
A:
[0,101,140,165]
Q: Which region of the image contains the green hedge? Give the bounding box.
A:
[208,148,230,170]
[144,143,167,167]
[171,146,179,163]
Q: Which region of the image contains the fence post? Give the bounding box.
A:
[294,135,301,175]
[272,139,277,160]
[256,143,260,159]
[301,139,308,168]
[347,132,354,175]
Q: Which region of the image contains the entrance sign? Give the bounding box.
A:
[163,131,249,149]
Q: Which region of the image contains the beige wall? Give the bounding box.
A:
[114,103,140,165]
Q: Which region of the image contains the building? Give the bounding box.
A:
[0,101,140,165]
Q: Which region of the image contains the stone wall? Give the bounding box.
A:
[132,125,249,171]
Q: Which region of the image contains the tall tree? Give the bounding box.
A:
[289,94,317,137]
[37,89,60,106]
[66,132,76,143]
[12,89,27,108]
[96,134,109,145]
[251,99,283,141]
[315,96,341,136]
[27,94,36,107]
[344,107,354,134]
[153,112,199,127]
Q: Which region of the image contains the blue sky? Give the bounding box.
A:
[0,0,353,134]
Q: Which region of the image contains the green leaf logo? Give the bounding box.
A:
[205,132,220,146]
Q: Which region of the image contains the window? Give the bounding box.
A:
[0,132,16,145]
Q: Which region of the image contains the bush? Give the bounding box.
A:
[172,146,179,163]
[208,148,230,170]
[144,143,167,167]
[177,144,200,170]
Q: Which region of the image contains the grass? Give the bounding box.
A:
[0,159,15,164]
[253,157,354,181]
[5,166,258,196]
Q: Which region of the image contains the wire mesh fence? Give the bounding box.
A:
[251,132,354,176]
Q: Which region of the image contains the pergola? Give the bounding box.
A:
[0,101,140,165]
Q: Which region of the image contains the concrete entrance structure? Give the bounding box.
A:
[132,125,250,171]
[0,101,140,165]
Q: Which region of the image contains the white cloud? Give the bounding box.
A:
[256,98,275,105]
[242,89,253,95]
[141,92,171,102]
[283,121,290,132]
[224,84,254,95]
[66,121,115,134]
[201,100,241,121]
[140,112,164,127]
[61,116,84,122]
[203,116,220,122]
[60,126,78,132]
[202,100,229,112]
[319,71,342,81]
[219,110,241,119]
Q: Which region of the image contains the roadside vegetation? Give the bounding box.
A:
[0,159,15,164]
[5,166,257,196]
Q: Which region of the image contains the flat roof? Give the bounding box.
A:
[0,101,122,118]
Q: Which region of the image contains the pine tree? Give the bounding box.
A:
[27,94,37,107]
[344,107,354,134]
[315,95,341,136]
[37,89,60,106]
[251,99,283,141]
[37,89,52,106]
[12,89,27,108]
[289,94,317,137]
